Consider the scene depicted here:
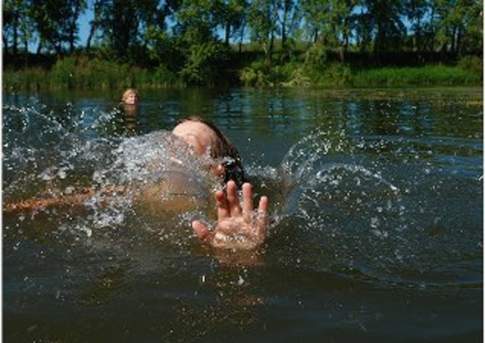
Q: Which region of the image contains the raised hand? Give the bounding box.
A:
[192,180,269,250]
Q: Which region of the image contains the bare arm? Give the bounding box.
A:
[3,186,125,214]
[3,180,205,215]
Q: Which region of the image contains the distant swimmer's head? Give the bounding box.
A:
[172,116,246,188]
[121,88,140,105]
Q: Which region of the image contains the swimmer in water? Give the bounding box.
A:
[4,116,269,251]
[173,117,269,250]
[121,88,140,106]
[119,89,140,134]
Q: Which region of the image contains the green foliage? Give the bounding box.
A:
[240,61,272,87]
[5,58,481,91]
[318,63,352,86]
[247,0,278,60]
[152,64,178,86]
[240,56,352,88]
[29,0,86,53]
[240,60,296,87]
[303,44,329,71]
[352,65,481,87]
[3,56,182,90]
[364,0,406,52]
[238,53,481,89]
[180,42,230,85]
[457,55,483,75]
[301,0,357,50]
[98,0,140,59]
[280,66,311,87]
[3,0,482,91]
[299,45,352,86]
[50,57,77,88]
[3,67,48,91]
[3,0,483,61]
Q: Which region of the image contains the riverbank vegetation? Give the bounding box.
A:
[3,0,483,90]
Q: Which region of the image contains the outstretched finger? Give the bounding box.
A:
[226,180,241,215]
[215,190,229,220]
[192,220,212,242]
[256,196,269,237]
[242,183,253,222]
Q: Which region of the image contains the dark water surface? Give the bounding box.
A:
[3,88,483,342]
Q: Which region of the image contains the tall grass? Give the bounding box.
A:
[4,56,182,91]
[241,63,481,88]
[351,65,481,87]
[4,55,482,91]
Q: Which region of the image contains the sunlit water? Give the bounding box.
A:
[3,88,482,342]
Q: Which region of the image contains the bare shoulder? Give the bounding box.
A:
[134,172,211,215]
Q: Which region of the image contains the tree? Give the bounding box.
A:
[248,0,279,64]
[404,0,430,51]
[3,0,31,54]
[175,0,231,84]
[86,0,103,50]
[278,0,300,50]
[433,0,482,54]
[30,0,86,54]
[97,0,141,59]
[301,0,357,60]
[67,0,87,52]
[301,0,328,44]
[215,0,247,46]
[175,0,219,44]
[363,0,407,53]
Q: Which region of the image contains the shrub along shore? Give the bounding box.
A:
[4,52,482,91]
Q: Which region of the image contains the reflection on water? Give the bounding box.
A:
[3,88,482,342]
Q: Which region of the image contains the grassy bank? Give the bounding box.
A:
[3,57,184,91]
[351,65,481,87]
[3,55,482,91]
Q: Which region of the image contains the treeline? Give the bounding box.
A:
[3,0,483,88]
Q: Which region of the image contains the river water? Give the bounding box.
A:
[3,88,483,342]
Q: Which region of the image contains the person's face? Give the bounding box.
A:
[172,121,225,178]
[124,92,138,105]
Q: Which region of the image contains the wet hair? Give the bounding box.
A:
[178,116,247,188]
[121,88,140,103]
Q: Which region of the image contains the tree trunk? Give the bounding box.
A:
[267,31,274,65]
[12,14,18,55]
[69,18,75,53]
[416,16,421,51]
[225,22,230,45]
[86,21,96,49]
[23,37,29,66]
[429,5,435,52]
[450,26,457,54]
[339,47,345,62]
[87,0,101,50]
[238,23,245,54]
[54,40,62,55]
[281,22,286,50]
[341,18,349,62]
[69,29,75,53]
[69,2,82,53]
[3,32,8,55]
[281,1,288,50]
[36,40,42,55]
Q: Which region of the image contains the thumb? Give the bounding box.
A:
[192,220,211,241]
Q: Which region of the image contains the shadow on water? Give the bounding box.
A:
[3,88,483,342]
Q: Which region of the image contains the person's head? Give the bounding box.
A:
[172,116,246,187]
[121,88,139,105]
